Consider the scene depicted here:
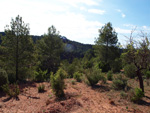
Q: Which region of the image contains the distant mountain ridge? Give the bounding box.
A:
[60,36,93,62]
[0,32,93,62]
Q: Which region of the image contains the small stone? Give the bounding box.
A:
[0,102,3,108]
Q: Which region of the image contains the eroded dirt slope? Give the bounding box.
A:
[0,79,150,113]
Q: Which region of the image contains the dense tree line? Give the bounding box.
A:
[0,15,150,100]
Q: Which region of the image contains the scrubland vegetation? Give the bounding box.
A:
[0,15,150,113]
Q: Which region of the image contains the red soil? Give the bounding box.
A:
[0,79,150,113]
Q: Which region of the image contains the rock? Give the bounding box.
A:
[0,102,3,108]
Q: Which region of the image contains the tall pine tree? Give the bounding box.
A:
[94,22,119,72]
[36,25,64,73]
[0,15,34,81]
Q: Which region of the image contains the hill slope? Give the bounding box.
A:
[1,79,149,113]
[0,32,93,61]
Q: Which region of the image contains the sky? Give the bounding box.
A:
[0,0,150,45]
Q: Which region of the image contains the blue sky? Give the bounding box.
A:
[0,0,150,45]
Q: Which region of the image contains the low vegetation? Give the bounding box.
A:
[38,84,45,93]
[1,83,20,99]
[112,74,127,90]
[85,68,102,86]
[130,88,144,103]
[73,71,82,82]
[0,15,150,112]
[34,69,48,82]
[0,69,8,90]
[124,64,136,78]
[50,68,65,98]
[107,70,113,81]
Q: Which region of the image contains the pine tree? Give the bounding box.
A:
[36,25,64,73]
[1,15,34,81]
[94,22,119,71]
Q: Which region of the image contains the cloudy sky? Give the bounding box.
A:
[0,0,150,44]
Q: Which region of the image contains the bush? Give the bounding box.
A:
[83,59,94,69]
[50,68,65,98]
[107,71,113,81]
[124,64,136,78]
[71,80,76,85]
[120,91,127,99]
[128,88,144,103]
[110,58,122,73]
[67,65,76,78]
[112,75,127,90]
[73,72,82,82]
[82,75,90,86]
[2,83,20,98]
[145,71,150,79]
[34,69,48,82]
[38,84,45,93]
[101,73,107,84]
[130,88,144,103]
[85,68,102,86]
[0,69,8,90]
[98,61,110,72]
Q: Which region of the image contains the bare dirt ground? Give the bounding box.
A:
[0,79,150,113]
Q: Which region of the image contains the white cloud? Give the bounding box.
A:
[80,7,87,11]
[51,12,104,43]
[123,24,135,28]
[141,26,150,32]
[115,27,133,46]
[88,9,105,15]
[115,27,131,34]
[122,14,126,18]
[116,9,122,12]
[116,9,126,18]
[0,0,104,44]
[143,26,147,29]
[59,0,99,7]
[123,24,150,32]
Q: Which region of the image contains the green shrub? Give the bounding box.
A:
[0,69,8,90]
[82,75,90,86]
[110,58,122,73]
[98,61,110,72]
[120,91,127,99]
[71,80,76,85]
[38,84,45,93]
[58,68,67,79]
[73,72,82,82]
[107,71,113,81]
[67,65,76,78]
[131,88,144,103]
[35,69,48,82]
[145,71,150,79]
[2,83,20,98]
[83,59,94,69]
[124,64,136,78]
[112,75,127,90]
[101,73,107,84]
[85,68,102,86]
[50,68,65,98]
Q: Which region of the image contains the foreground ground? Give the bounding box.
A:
[0,79,150,113]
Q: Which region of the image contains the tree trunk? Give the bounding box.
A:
[136,69,144,92]
[16,36,19,81]
[106,37,108,63]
